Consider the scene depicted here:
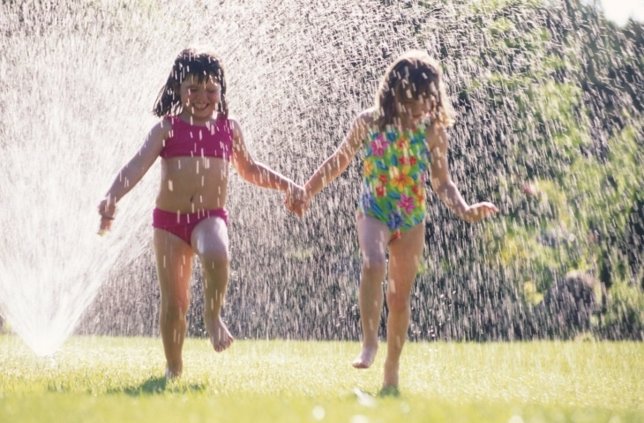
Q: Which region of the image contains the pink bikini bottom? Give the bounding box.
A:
[152,207,228,246]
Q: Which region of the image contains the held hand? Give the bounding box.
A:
[290,195,310,217]
[462,201,498,223]
[284,184,308,217]
[97,197,116,235]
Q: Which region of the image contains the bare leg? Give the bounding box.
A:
[192,217,234,352]
[352,214,390,369]
[382,221,425,390]
[153,229,194,378]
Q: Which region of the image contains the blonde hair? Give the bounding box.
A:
[374,50,454,130]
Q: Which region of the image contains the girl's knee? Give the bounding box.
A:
[164,301,189,321]
[200,246,230,267]
[163,297,190,320]
[362,255,386,276]
[386,290,410,313]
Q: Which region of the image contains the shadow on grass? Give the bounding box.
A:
[350,386,402,407]
[106,376,206,396]
[378,386,401,398]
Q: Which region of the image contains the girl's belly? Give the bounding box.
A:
[156,157,228,212]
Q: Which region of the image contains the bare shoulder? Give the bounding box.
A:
[148,117,173,142]
[355,108,376,127]
[426,120,448,150]
[224,115,243,138]
[225,115,241,129]
[348,108,376,141]
[224,116,248,155]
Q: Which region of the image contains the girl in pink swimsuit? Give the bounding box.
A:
[98,48,303,379]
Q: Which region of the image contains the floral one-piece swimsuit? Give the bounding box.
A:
[358,122,430,240]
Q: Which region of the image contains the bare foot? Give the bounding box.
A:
[382,358,399,388]
[165,366,181,381]
[208,318,234,352]
[378,385,400,397]
[352,344,378,369]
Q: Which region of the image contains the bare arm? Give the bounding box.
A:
[428,122,498,222]
[97,121,166,232]
[231,119,299,193]
[303,112,369,198]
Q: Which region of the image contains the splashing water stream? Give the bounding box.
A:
[0,0,641,355]
[0,0,445,354]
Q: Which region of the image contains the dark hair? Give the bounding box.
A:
[375,50,454,130]
[153,48,228,117]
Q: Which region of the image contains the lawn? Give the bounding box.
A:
[0,335,641,422]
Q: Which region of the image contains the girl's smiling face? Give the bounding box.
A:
[396,95,434,128]
[179,75,222,124]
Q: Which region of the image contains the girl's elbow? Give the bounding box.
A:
[431,178,447,194]
[240,169,258,184]
[242,167,267,186]
[235,161,254,179]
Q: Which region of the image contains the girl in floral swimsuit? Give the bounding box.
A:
[359,123,431,241]
[292,50,498,393]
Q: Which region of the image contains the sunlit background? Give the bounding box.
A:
[0,0,641,356]
[591,0,643,25]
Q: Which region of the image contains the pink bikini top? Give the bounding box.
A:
[160,115,233,160]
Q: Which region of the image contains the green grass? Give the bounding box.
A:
[0,336,641,422]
